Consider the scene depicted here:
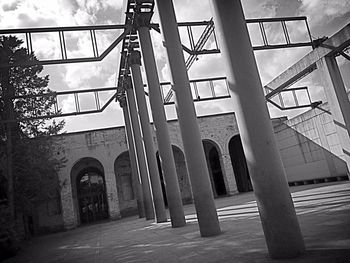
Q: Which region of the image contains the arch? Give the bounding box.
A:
[156,145,192,204]
[70,157,109,225]
[228,135,253,192]
[114,151,136,217]
[202,139,227,197]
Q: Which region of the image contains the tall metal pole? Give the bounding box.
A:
[209,0,305,258]
[128,50,167,223]
[125,82,155,220]
[136,13,186,227]
[155,0,221,236]
[120,97,145,218]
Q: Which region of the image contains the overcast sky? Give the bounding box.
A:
[1,0,349,133]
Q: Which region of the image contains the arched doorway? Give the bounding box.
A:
[202,140,227,197]
[156,145,192,204]
[229,135,253,192]
[114,151,136,217]
[77,168,108,224]
[71,157,109,225]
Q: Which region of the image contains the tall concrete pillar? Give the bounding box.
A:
[125,83,155,220]
[317,56,350,174]
[137,23,186,228]
[120,97,145,218]
[129,51,167,223]
[155,0,221,237]
[209,0,305,258]
[102,159,121,220]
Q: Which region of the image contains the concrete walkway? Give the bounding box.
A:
[5,181,350,263]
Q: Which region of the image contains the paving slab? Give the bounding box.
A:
[4,181,350,263]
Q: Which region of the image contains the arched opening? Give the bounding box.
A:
[77,168,108,224]
[202,140,227,197]
[228,135,253,192]
[115,151,137,217]
[156,145,192,204]
[71,157,109,225]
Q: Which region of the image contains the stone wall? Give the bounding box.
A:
[39,110,348,231]
[274,105,349,183]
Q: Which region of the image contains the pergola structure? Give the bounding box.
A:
[2,0,349,259]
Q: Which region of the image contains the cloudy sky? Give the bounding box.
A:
[1,0,349,133]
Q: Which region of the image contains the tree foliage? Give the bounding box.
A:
[0,35,66,236]
[0,35,64,137]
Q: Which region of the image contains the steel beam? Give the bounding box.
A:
[265,23,350,99]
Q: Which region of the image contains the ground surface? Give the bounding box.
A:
[4,181,350,263]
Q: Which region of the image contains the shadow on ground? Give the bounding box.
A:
[3,181,350,263]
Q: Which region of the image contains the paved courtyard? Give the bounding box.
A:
[4,181,350,263]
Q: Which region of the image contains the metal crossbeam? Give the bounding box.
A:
[265,23,350,100]
[185,18,216,70]
[1,76,231,122]
[264,86,321,110]
[0,24,130,68]
[160,76,230,105]
[177,16,313,56]
[1,74,321,123]
[1,87,118,122]
[0,0,318,121]
[162,16,313,103]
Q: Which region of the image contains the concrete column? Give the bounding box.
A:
[125,84,155,220]
[60,172,77,229]
[103,168,121,220]
[317,56,350,174]
[120,98,145,218]
[209,0,305,258]
[155,0,221,237]
[129,51,167,223]
[138,25,186,228]
[221,152,238,195]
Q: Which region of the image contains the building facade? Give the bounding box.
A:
[34,108,349,233]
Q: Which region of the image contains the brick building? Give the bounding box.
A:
[33,106,349,234]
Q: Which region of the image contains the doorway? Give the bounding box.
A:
[228,135,253,192]
[77,168,108,224]
[203,140,227,197]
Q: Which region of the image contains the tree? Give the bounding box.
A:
[0,35,65,240]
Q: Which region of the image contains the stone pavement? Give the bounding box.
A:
[4,181,350,263]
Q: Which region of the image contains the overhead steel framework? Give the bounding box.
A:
[1,76,230,122]
[0,24,130,67]
[3,0,348,259]
[0,1,317,121]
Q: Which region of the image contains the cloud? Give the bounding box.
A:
[299,0,350,19]
[2,0,349,132]
[1,0,20,11]
[60,94,75,113]
[0,0,77,28]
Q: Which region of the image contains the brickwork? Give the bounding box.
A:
[49,111,348,230]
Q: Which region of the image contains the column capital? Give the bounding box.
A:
[133,12,153,28]
[132,0,153,28]
[128,50,142,66]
